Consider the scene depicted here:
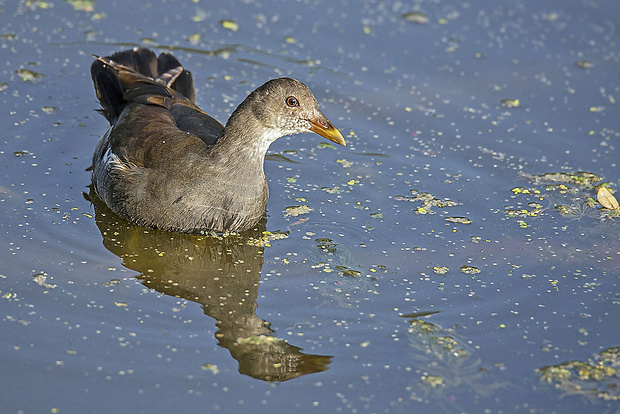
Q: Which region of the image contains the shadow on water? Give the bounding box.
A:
[85,189,332,382]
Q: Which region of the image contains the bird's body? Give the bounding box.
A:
[90,48,344,233]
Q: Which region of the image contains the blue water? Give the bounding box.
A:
[1,0,619,413]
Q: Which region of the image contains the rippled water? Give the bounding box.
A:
[2,0,619,413]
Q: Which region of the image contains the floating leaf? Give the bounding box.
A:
[597,187,619,210]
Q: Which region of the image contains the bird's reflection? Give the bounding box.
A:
[87,190,332,382]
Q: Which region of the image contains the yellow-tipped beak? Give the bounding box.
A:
[309,118,346,146]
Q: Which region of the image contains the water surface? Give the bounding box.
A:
[1,0,619,413]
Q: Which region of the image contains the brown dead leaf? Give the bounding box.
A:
[597,187,619,210]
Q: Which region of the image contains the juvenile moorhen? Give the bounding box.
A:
[90,48,345,233]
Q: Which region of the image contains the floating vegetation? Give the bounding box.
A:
[537,347,620,401]
[65,0,96,12]
[334,266,361,277]
[505,201,544,218]
[433,266,449,275]
[187,32,202,45]
[321,186,342,194]
[526,172,602,187]
[574,60,594,69]
[597,187,619,211]
[315,238,338,253]
[15,68,46,82]
[0,82,7,92]
[41,106,58,114]
[220,19,239,32]
[32,272,56,289]
[507,171,618,223]
[395,189,458,214]
[402,11,429,24]
[404,318,505,400]
[246,230,289,247]
[501,98,520,108]
[460,265,480,275]
[445,216,471,224]
[200,363,219,374]
[555,200,597,220]
[284,205,312,217]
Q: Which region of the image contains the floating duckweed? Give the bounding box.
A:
[422,375,444,387]
[538,347,620,401]
[315,238,338,253]
[340,268,361,277]
[321,186,341,194]
[501,98,520,108]
[574,60,594,69]
[396,190,458,214]
[337,159,353,168]
[16,69,46,82]
[285,205,312,217]
[201,363,219,374]
[220,20,239,31]
[65,0,96,12]
[32,272,57,288]
[529,172,602,187]
[41,106,58,114]
[246,230,289,247]
[187,33,202,45]
[402,11,429,24]
[460,265,480,274]
[445,216,471,224]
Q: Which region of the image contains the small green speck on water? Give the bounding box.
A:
[187,33,202,45]
[501,98,520,108]
[574,60,594,69]
[201,363,220,374]
[422,375,444,387]
[220,20,239,31]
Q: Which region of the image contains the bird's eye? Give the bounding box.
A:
[285,96,299,107]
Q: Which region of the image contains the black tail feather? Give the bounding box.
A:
[91,48,196,124]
